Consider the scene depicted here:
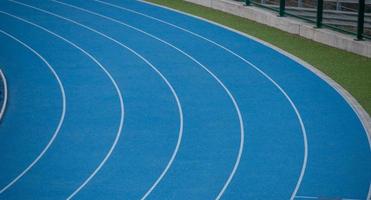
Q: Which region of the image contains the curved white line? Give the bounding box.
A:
[103,0,371,198]
[0,8,125,199]
[91,1,308,199]
[0,69,8,121]
[7,1,184,199]
[0,29,66,194]
[50,1,245,199]
[99,0,371,199]
[95,0,308,200]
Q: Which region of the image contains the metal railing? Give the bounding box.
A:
[0,69,8,121]
[238,0,371,40]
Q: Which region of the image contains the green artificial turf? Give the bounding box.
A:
[145,0,371,115]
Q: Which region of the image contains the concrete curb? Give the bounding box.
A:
[185,0,371,58]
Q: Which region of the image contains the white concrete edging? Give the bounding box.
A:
[185,0,371,58]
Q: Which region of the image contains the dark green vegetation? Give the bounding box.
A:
[146,0,371,114]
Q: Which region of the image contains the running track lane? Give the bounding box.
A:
[0,0,370,199]
[0,30,64,194]
[3,1,243,199]
[0,6,186,198]
[0,11,126,199]
[43,0,303,199]
[49,0,371,199]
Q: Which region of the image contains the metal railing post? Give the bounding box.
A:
[316,0,324,28]
[298,0,303,7]
[279,0,286,16]
[356,0,365,40]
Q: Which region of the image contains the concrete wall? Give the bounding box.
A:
[185,0,371,58]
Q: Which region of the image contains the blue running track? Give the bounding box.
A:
[0,0,370,199]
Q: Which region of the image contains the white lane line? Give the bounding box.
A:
[343,199,362,200]
[342,198,361,200]
[103,1,371,199]
[296,195,360,200]
[133,1,371,199]
[88,1,308,199]
[0,8,125,199]
[295,196,318,199]
[0,69,8,121]
[51,1,245,199]
[7,1,183,199]
[0,29,66,194]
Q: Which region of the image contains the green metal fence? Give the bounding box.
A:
[238,0,371,40]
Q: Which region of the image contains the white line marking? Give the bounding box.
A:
[0,29,66,194]
[140,0,371,147]
[51,1,245,199]
[0,6,125,199]
[103,0,371,199]
[90,1,308,199]
[0,69,8,121]
[134,1,371,199]
[342,198,362,200]
[295,196,318,199]
[295,195,360,200]
[7,1,183,199]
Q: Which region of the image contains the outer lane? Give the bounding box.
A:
[104,0,371,199]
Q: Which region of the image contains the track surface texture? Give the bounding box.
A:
[0,0,370,199]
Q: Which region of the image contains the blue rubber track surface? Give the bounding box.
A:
[0,0,369,199]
